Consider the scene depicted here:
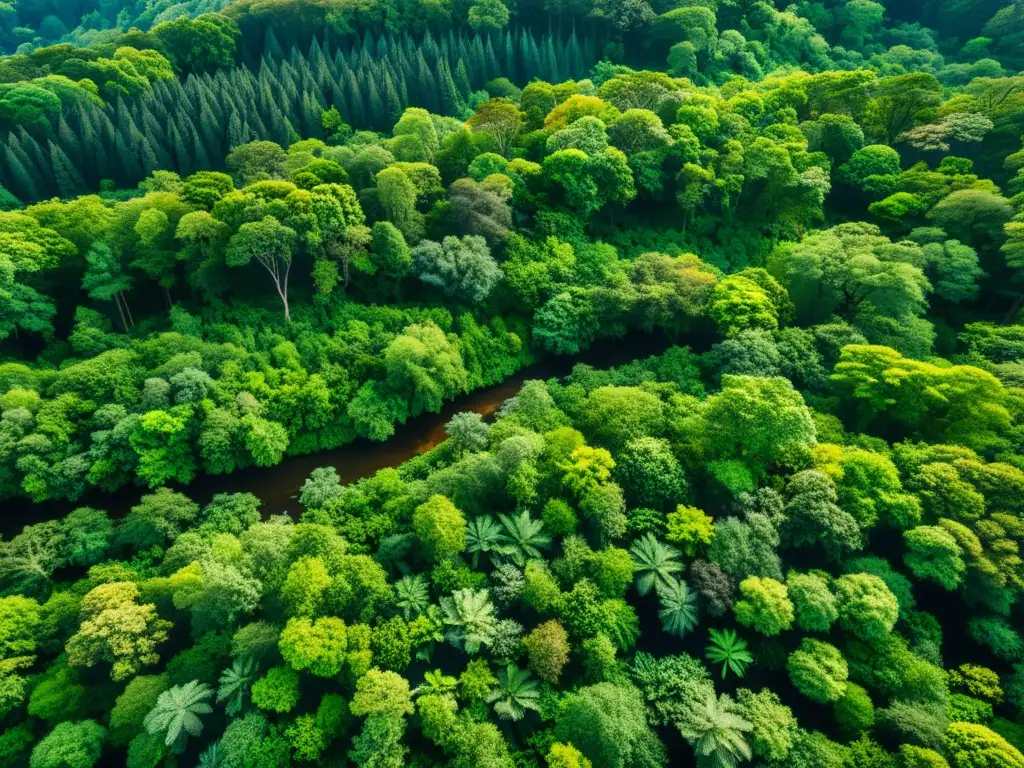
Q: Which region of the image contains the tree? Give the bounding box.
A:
[698,375,816,477]
[82,243,133,332]
[835,684,875,737]
[733,577,794,636]
[0,522,65,596]
[448,177,513,242]
[143,681,213,754]
[927,190,1014,249]
[225,141,286,184]
[677,692,752,768]
[864,74,942,144]
[657,578,699,638]
[371,617,411,672]
[251,667,301,714]
[279,617,348,677]
[709,275,780,337]
[548,743,594,768]
[736,688,796,762]
[666,506,714,557]
[376,166,422,240]
[151,14,238,73]
[498,510,550,566]
[350,669,413,718]
[225,216,297,321]
[781,470,863,559]
[217,658,256,716]
[468,0,510,31]
[440,588,498,654]
[903,526,966,590]
[411,235,502,304]
[67,582,171,681]
[787,639,848,703]
[834,573,898,642]
[370,221,412,298]
[384,322,469,418]
[786,572,837,633]
[945,723,1024,768]
[487,664,541,720]
[523,620,569,683]
[705,628,753,679]
[467,99,523,155]
[629,534,684,596]
[555,682,667,768]
[413,495,467,561]
[615,438,688,511]
[29,721,106,768]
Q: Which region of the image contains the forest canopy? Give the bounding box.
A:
[1,0,1024,766]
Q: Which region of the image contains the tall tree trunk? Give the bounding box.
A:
[120,291,134,328]
[113,292,129,333]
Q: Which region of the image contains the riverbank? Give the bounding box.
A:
[1,332,675,536]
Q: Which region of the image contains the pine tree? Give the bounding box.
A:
[437,58,462,116]
[228,111,246,149]
[49,141,87,199]
[3,146,41,202]
[265,27,285,60]
[345,70,367,127]
[366,72,387,131]
[383,70,403,125]
[455,58,472,100]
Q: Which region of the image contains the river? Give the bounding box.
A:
[1,332,673,535]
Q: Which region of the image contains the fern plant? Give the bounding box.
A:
[486,664,541,721]
[440,588,498,653]
[143,680,214,753]
[657,577,700,637]
[217,657,256,716]
[198,741,222,768]
[705,628,753,679]
[677,692,753,768]
[629,533,684,596]
[498,510,551,566]
[466,516,508,567]
[395,574,431,620]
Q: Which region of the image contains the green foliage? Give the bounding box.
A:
[705,628,753,679]
[143,680,213,753]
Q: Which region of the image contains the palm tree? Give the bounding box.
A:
[395,574,431,620]
[144,680,214,753]
[498,510,551,566]
[467,516,508,567]
[414,668,459,696]
[440,588,498,653]
[705,628,753,680]
[198,742,222,768]
[677,692,752,768]
[217,658,256,716]
[657,577,700,637]
[629,534,684,596]
[486,664,541,721]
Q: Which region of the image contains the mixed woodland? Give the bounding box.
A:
[2,0,1024,766]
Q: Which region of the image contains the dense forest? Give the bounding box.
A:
[2,0,1024,766]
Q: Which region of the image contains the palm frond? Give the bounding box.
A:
[486,664,540,721]
[657,577,700,637]
[705,628,753,680]
[629,533,684,596]
[395,574,431,620]
[498,510,551,567]
[144,680,213,753]
[467,516,509,567]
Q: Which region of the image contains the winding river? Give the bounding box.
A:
[1,333,672,536]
